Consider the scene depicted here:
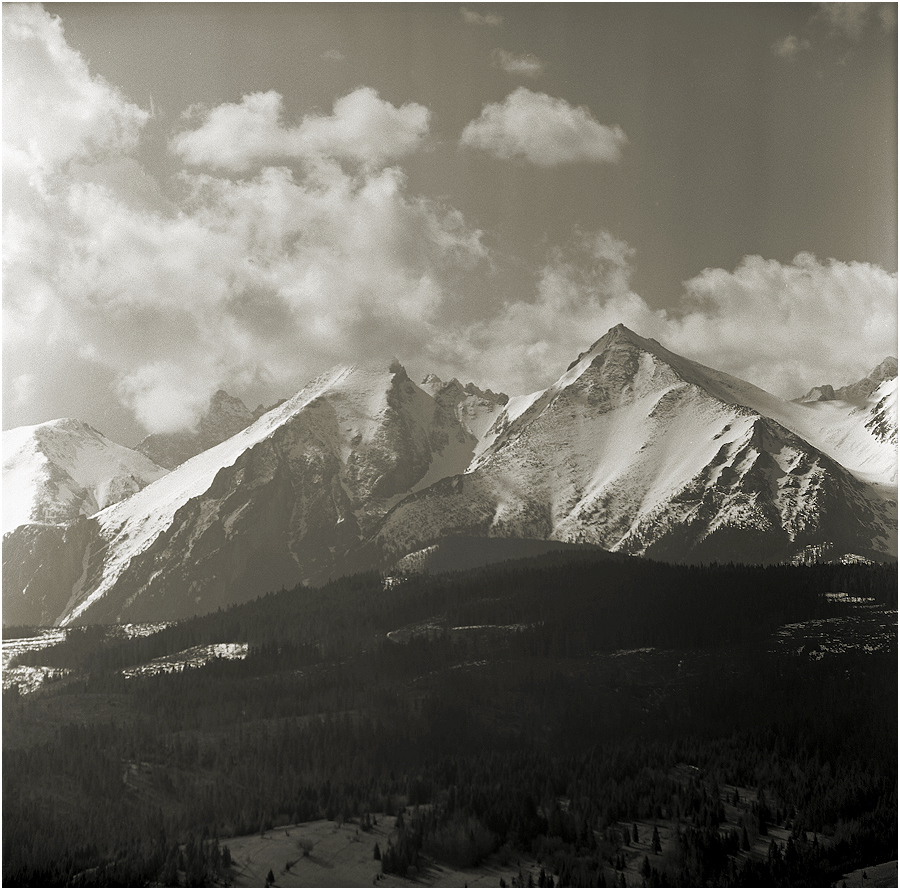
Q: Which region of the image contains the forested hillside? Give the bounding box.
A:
[4,554,896,886]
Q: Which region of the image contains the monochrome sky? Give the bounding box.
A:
[4,2,897,443]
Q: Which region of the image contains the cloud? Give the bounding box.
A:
[6,150,491,433]
[771,34,811,59]
[171,87,430,172]
[428,234,897,401]
[4,5,895,441]
[460,7,502,27]
[491,48,544,77]
[816,2,896,40]
[460,88,626,166]
[322,49,345,62]
[664,253,898,398]
[2,3,148,182]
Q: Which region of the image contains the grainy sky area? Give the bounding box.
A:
[3,2,897,443]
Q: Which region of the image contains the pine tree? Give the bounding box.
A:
[652,825,661,854]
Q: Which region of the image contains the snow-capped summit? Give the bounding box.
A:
[135,389,256,469]
[2,418,168,536]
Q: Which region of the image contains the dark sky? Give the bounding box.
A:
[5,3,898,442]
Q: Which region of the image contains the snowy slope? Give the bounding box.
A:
[2,419,168,535]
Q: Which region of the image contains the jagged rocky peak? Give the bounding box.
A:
[252,398,287,420]
[420,374,509,440]
[799,356,898,404]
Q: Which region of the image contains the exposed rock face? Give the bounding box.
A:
[865,378,898,446]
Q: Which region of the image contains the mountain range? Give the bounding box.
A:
[3,325,896,626]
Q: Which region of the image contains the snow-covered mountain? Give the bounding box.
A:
[3,326,896,627]
[376,326,897,566]
[2,418,167,535]
[135,389,256,469]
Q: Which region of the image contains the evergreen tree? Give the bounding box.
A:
[652,825,661,854]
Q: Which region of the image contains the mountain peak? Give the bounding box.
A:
[566,324,662,372]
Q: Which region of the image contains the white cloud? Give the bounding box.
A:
[460,88,626,167]
[771,34,811,59]
[817,3,873,39]
[491,49,544,77]
[664,253,898,397]
[2,3,148,181]
[322,49,345,62]
[4,6,895,440]
[427,234,897,401]
[171,87,430,173]
[460,7,503,27]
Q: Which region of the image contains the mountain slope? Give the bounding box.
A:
[375,326,896,566]
[2,419,168,535]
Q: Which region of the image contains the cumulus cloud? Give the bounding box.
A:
[2,4,148,181]
[491,48,544,77]
[4,5,895,441]
[664,253,898,398]
[6,153,490,433]
[3,7,487,435]
[460,88,626,166]
[460,6,502,27]
[171,87,430,173]
[771,34,811,59]
[425,233,897,401]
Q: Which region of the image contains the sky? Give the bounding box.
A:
[3,2,897,445]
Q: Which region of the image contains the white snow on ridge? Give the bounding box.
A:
[121,642,248,678]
